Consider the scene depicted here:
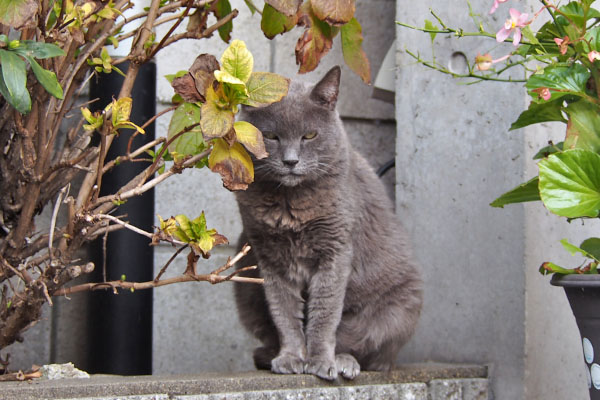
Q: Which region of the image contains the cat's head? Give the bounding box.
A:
[240,66,348,187]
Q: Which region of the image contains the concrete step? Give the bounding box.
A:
[0,363,488,400]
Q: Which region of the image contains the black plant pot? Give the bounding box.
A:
[551,274,600,399]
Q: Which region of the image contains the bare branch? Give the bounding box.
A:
[154,244,189,282]
[54,246,262,296]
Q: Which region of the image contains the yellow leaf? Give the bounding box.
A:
[209,138,254,191]
[112,97,132,126]
[220,39,253,83]
[201,86,234,139]
[214,70,248,95]
[244,72,290,107]
[234,121,268,159]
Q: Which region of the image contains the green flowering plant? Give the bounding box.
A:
[399,0,600,275]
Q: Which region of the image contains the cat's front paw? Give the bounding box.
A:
[271,353,304,375]
[335,353,360,380]
[304,357,337,381]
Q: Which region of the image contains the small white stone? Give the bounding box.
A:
[39,362,90,380]
[584,337,594,364]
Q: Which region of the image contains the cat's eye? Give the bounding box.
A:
[263,131,278,140]
[303,131,318,140]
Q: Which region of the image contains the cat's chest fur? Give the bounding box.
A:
[237,182,344,233]
[236,181,349,281]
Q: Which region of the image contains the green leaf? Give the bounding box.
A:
[340,17,370,84]
[490,177,541,208]
[581,238,600,261]
[208,138,254,191]
[174,214,194,242]
[15,41,64,59]
[539,261,580,275]
[557,1,600,30]
[510,99,566,131]
[220,39,253,84]
[165,70,189,84]
[26,56,63,99]
[261,3,297,39]
[533,142,563,160]
[244,0,258,14]
[0,0,38,28]
[526,64,590,103]
[234,121,267,158]
[564,101,600,153]
[561,238,598,260]
[311,0,355,26]
[214,0,233,43]
[521,26,539,46]
[538,149,600,218]
[585,27,600,52]
[243,72,290,107]
[167,103,205,158]
[0,49,31,113]
[81,107,103,131]
[201,86,235,139]
[424,19,438,43]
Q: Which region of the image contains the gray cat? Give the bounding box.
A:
[233,66,422,381]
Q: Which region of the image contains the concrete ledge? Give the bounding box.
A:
[0,363,488,400]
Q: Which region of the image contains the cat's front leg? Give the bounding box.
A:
[262,269,306,375]
[304,261,351,381]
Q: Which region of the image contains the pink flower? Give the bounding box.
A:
[588,50,600,62]
[532,87,551,101]
[496,8,530,46]
[489,0,509,14]
[475,52,511,71]
[554,37,571,55]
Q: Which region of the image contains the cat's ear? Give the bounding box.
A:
[310,66,341,110]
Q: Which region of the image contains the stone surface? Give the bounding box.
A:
[0,364,486,400]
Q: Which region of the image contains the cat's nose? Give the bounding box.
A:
[283,158,299,167]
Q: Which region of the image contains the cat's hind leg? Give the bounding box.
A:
[336,282,421,372]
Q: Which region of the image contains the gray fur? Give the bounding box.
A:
[234,66,422,381]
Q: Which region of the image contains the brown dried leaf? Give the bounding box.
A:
[223,127,237,147]
[311,0,355,26]
[187,9,208,33]
[189,54,220,100]
[295,7,333,74]
[209,138,254,191]
[265,0,302,16]
[186,249,201,273]
[0,0,38,29]
[172,73,203,103]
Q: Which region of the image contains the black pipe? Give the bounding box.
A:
[376,158,395,178]
[87,61,156,375]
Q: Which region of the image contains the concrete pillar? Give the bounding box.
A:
[395,1,526,398]
[396,0,593,398]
